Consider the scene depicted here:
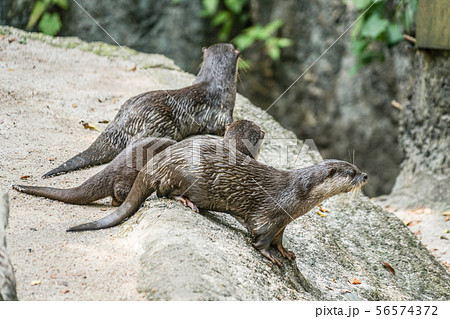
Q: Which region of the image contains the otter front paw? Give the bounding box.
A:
[258,248,283,267]
[277,245,296,261]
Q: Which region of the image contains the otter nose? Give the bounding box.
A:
[361,173,368,181]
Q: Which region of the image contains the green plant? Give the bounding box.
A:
[27,0,68,36]
[349,0,417,70]
[176,0,292,63]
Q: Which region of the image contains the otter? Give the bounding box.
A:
[14,120,264,207]
[67,137,367,266]
[43,43,240,178]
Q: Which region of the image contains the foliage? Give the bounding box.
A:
[27,0,68,36]
[176,0,291,63]
[349,0,417,70]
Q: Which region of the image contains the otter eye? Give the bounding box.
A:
[347,169,356,177]
[328,168,336,177]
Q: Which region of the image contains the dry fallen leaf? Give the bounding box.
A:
[351,278,361,285]
[31,280,41,286]
[112,96,117,104]
[441,211,450,216]
[81,121,100,131]
[409,208,432,214]
[316,211,326,217]
[130,65,137,71]
[406,220,420,226]
[382,262,396,275]
[20,175,31,180]
[98,120,109,124]
[72,104,78,108]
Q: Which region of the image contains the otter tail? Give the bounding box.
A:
[42,131,122,178]
[13,172,111,205]
[66,175,155,231]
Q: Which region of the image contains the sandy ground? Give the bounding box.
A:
[384,206,450,271]
[0,34,188,300]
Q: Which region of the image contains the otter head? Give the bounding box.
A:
[194,43,240,87]
[224,120,265,159]
[308,160,368,201]
[323,159,368,194]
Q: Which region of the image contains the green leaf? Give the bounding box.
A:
[27,0,48,29]
[212,10,231,26]
[386,23,403,45]
[218,19,233,41]
[352,39,369,55]
[352,0,373,10]
[351,16,364,40]
[277,38,292,48]
[38,12,62,36]
[52,0,68,9]
[267,45,281,61]
[224,0,247,14]
[360,14,389,38]
[263,19,283,36]
[233,33,255,50]
[201,0,219,17]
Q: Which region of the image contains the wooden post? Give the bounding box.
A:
[416,0,450,50]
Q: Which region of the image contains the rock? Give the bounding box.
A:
[1,26,449,300]
[0,192,18,301]
[239,0,410,197]
[1,0,410,197]
[0,0,209,73]
[383,50,450,211]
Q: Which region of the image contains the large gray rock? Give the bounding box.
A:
[132,96,450,301]
[382,49,450,211]
[0,192,18,301]
[1,26,448,300]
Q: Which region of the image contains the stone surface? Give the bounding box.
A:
[0,192,18,301]
[385,49,450,211]
[0,0,412,197]
[1,26,449,300]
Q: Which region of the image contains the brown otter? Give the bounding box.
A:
[67,137,367,266]
[43,43,240,178]
[13,120,264,207]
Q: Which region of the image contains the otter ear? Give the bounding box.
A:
[202,46,207,53]
[328,168,336,177]
[225,123,231,130]
[260,130,265,139]
[235,49,240,56]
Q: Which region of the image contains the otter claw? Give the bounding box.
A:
[282,250,296,261]
[174,196,199,213]
[259,248,283,267]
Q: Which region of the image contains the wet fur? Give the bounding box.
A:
[67,138,367,266]
[14,120,264,206]
[43,43,240,178]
